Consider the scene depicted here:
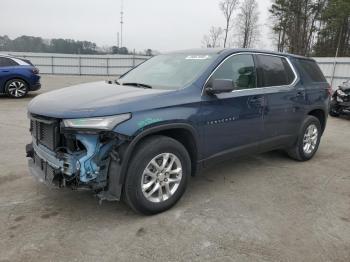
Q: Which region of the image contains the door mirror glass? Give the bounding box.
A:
[206,79,235,94]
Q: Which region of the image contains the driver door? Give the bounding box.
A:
[200,54,265,162]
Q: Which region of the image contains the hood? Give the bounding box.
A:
[340,81,350,91]
[28,81,172,118]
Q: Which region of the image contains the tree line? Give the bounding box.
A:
[202,0,350,57]
[0,35,155,55]
[271,0,349,56]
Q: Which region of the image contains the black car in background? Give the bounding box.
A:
[330,80,350,117]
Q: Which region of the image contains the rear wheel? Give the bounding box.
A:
[124,136,191,215]
[5,79,28,98]
[287,116,321,161]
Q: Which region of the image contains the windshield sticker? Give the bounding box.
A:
[137,118,163,128]
[185,55,211,60]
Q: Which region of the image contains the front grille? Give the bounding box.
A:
[30,116,60,151]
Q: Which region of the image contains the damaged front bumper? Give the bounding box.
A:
[26,122,128,201]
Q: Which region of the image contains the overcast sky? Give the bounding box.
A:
[1,0,274,52]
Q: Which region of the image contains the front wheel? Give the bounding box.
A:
[124,136,191,215]
[287,116,322,161]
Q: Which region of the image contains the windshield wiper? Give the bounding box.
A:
[122,82,152,89]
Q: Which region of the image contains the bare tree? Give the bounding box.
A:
[237,0,260,48]
[202,26,224,48]
[219,0,239,48]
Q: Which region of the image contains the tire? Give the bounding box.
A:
[287,116,322,161]
[124,135,191,215]
[5,79,28,98]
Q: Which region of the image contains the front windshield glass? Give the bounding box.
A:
[119,53,218,90]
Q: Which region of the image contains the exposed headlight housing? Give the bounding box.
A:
[63,113,131,130]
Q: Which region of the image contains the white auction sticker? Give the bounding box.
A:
[185,55,211,60]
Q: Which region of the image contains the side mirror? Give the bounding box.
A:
[206,79,235,95]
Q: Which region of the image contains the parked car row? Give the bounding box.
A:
[0,54,41,98]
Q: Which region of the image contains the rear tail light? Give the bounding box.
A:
[32,68,39,74]
[327,85,333,96]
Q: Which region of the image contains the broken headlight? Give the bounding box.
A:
[63,113,131,130]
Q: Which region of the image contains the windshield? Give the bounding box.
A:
[118,53,218,90]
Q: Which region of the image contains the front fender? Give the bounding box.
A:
[116,121,200,186]
[113,105,200,137]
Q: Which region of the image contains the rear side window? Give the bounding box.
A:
[256,55,295,87]
[0,57,17,67]
[298,59,326,83]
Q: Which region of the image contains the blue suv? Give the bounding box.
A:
[0,55,41,98]
[26,49,330,214]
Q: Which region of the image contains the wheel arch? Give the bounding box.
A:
[118,123,200,186]
[307,108,327,134]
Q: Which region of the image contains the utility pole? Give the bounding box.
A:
[120,0,124,48]
[331,25,343,87]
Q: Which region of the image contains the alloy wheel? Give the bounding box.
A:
[7,80,27,98]
[303,124,318,154]
[141,153,182,203]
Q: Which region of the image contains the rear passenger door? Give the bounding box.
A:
[255,54,305,149]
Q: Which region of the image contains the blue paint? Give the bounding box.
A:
[75,134,101,182]
[28,49,330,164]
[0,55,41,94]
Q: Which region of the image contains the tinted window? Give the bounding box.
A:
[210,54,256,90]
[298,59,326,83]
[0,57,17,67]
[257,55,295,87]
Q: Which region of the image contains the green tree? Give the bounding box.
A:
[314,0,350,56]
[270,0,326,55]
[0,35,11,51]
[145,49,153,56]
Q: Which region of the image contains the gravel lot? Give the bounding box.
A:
[0,75,349,262]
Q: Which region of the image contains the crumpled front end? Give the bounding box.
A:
[26,114,126,200]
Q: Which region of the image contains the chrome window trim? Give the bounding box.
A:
[201,52,299,96]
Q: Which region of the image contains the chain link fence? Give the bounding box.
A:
[1,52,349,88]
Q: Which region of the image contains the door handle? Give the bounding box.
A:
[296,90,305,97]
[248,96,265,107]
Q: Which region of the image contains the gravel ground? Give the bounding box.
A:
[0,75,349,262]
